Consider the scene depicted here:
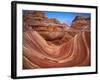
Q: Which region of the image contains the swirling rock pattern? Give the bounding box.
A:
[23,11,91,69]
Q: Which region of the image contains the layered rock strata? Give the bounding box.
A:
[23,11,91,69]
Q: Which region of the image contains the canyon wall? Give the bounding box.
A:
[23,11,91,69]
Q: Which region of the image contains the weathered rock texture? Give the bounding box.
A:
[71,16,90,30]
[23,11,91,69]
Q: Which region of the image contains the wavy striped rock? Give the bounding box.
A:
[23,30,90,69]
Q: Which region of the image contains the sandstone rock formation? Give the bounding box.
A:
[71,16,90,30]
[23,11,91,69]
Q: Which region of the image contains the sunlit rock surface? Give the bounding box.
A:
[23,11,91,69]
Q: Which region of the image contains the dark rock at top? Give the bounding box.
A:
[71,16,90,30]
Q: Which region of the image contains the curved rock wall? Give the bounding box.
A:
[23,11,91,69]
